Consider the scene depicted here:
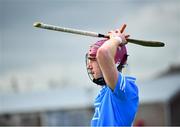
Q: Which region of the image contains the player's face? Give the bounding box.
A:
[87,57,103,79]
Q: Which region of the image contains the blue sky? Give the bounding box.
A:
[0,0,180,93]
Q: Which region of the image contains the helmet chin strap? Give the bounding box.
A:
[93,77,106,86]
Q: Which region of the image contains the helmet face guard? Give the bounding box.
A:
[85,53,106,86]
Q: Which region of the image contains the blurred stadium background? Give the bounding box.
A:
[0,0,180,126]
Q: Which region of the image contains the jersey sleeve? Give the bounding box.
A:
[113,72,137,99]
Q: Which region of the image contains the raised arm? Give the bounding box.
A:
[96,25,129,90]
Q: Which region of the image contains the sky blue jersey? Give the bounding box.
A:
[91,72,139,126]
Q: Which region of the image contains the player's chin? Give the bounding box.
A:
[94,74,102,79]
[93,74,98,79]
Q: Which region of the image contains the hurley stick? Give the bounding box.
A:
[33,22,165,47]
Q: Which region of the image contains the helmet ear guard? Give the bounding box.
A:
[117,54,128,71]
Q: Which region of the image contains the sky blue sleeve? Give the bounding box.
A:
[113,72,126,98]
[112,72,138,100]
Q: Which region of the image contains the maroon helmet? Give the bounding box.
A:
[86,39,128,86]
